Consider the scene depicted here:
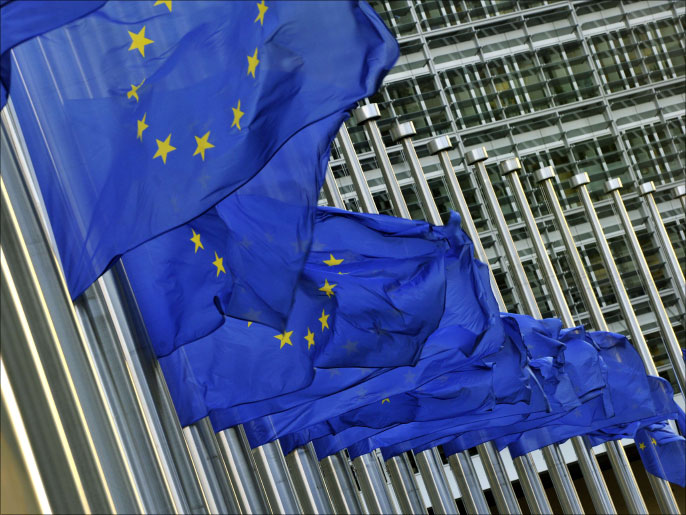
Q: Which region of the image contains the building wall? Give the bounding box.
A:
[327,0,685,386]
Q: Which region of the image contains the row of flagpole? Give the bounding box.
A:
[2,92,684,514]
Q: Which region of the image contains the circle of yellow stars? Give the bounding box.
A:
[126,1,268,164]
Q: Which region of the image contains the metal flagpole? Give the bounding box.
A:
[324,165,346,210]
[638,182,685,306]
[466,148,585,515]
[337,124,378,214]
[428,136,505,308]
[604,178,686,396]
[1,232,93,514]
[285,443,335,514]
[107,262,244,515]
[353,104,411,218]
[385,453,426,514]
[216,426,271,514]
[253,440,303,514]
[428,140,547,515]
[446,453,490,514]
[570,173,680,514]
[319,452,365,514]
[183,422,238,514]
[415,448,458,515]
[389,123,443,225]
[674,184,686,212]
[502,158,643,514]
[673,182,686,210]
[535,166,652,513]
[353,453,399,514]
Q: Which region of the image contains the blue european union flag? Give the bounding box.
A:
[7,0,397,298]
[297,313,539,459]
[146,210,501,426]
[208,220,502,439]
[437,328,675,461]
[634,421,685,487]
[299,315,676,463]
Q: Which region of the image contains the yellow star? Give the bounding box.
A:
[639,442,646,450]
[381,398,390,404]
[231,100,244,130]
[318,309,330,331]
[254,0,268,25]
[274,330,293,349]
[319,279,337,298]
[128,26,153,57]
[193,131,215,161]
[247,48,260,78]
[127,78,145,102]
[304,328,315,349]
[212,251,226,276]
[136,113,149,141]
[248,321,253,327]
[154,0,172,12]
[190,229,203,253]
[651,438,657,446]
[153,133,176,164]
[323,254,344,266]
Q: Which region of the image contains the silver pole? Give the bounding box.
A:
[386,455,426,514]
[511,454,549,515]
[467,148,584,515]
[535,166,650,514]
[570,173,680,514]
[447,453,490,514]
[285,444,334,514]
[675,184,686,213]
[390,122,442,225]
[429,137,504,315]
[253,441,302,514]
[323,165,346,210]
[319,452,364,514]
[217,427,270,514]
[1,247,93,514]
[605,178,685,395]
[475,443,522,514]
[427,138,543,514]
[639,182,685,306]
[501,158,620,515]
[183,424,232,514]
[337,123,378,214]
[353,453,398,514]
[353,104,411,218]
[100,266,222,515]
[415,449,458,514]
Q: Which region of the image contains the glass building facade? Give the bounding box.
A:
[328,0,685,387]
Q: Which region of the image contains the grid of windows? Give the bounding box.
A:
[327,0,685,383]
